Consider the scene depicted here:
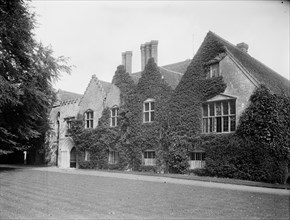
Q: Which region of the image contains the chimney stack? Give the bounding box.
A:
[150,40,158,64]
[140,44,146,71]
[121,51,133,74]
[125,51,132,74]
[140,40,158,71]
[237,42,249,53]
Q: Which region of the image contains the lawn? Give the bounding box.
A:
[0,167,289,219]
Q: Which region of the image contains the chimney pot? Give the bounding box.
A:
[237,42,249,53]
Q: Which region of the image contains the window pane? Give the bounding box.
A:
[190,153,195,160]
[196,153,201,160]
[209,103,214,116]
[223,101,228,115]
[216,117,222,132]
[145,112,149,122]
[112,118,115,127]
[151,102,155,111]
[203,118,208,133]
[230,116,236,131]
[145,102,149,111]
[201,153,206,161]
[90,120,93,128]
[112,109,116,117]
[230,100,236,114]
[151,111,155,122]
[86,121,89,128]
[203,104,208,116]
[211,63,219,77]
[223,116,229,132]
[216,102,221,116]
[209,118,214,132]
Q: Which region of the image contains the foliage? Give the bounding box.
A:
[161,32,227,173]
[194,86,290,184]
[0,1,71,155]
[139,165,157,173]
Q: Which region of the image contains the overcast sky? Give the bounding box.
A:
[31,1,289,95]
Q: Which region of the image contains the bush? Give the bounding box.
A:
[190,168,208,176]
[139,165,157,173]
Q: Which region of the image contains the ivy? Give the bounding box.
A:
[195,85,290,184]
[163,32,227,173]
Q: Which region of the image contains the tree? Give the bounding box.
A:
[0,0,71,155]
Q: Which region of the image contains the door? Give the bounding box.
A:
[70,147,76,168]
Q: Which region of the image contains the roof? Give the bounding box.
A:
[209,31,290,95]
[57,89,83,101]
[130,59,191,89]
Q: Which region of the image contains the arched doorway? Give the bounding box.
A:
[70,147,76,168]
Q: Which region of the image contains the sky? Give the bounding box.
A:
[30,1,289,95]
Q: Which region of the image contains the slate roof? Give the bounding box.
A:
[209,31,289,95]
[130,59,191,89]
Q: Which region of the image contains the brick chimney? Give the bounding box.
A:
[122,52,126,66]
[237,42,249,53]
[121,51,133,74]
[140,44,146,71]
[150,40,158,64]
[125,51,132,74]
[140,40,159,70]
[145,42,151,65]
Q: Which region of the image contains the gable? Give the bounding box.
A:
[209,31,290,96]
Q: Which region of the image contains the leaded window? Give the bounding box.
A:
[143,99,155,123]
[111,107,119,127]
[202,100,236,133]
[85,110,94,128]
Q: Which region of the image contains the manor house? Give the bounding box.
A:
[47,31,289,169]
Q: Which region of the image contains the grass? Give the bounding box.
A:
[0,167,289,219]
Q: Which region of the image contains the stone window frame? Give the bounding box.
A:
[143,150,156,166]
[143,98,155,123]
[110,106,119,127]
[85,110,94,129]
[202,99,236,133]
[108,151,119,164]
[189,151,206,169]
[84,150,90,161]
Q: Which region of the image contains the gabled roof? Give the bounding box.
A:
[209,31,289,95]
[130,59,191,89]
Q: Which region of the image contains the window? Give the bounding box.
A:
[64,117,75,136]
[207,63,220,78]
[143,99,155,123]
[202,100,236,133]
[108,151,119,164]
[84,150,90,161]
[143,150,156,166]
[65,117,75,129]
[111,107,119,127]
[189,152,206,169]
[85,110,94,128]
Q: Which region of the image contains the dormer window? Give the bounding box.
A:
[85,110,94,128]
[143,98,155,123]
[111,107,119,127]
[207,63,220,78]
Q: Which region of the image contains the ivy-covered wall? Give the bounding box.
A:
[68,33,290,183]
